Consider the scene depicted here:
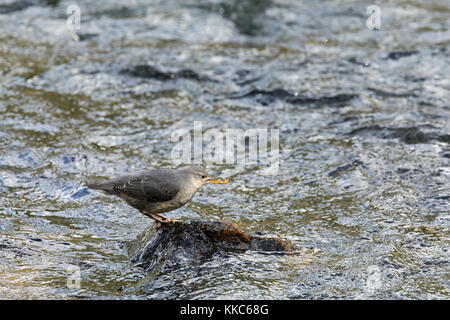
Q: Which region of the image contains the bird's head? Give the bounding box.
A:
[178,166,229,189]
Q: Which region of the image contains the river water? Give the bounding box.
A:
[0,0,448,299]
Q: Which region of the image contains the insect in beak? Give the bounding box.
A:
[207,177,229,184]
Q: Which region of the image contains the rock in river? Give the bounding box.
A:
[126,220,297,273]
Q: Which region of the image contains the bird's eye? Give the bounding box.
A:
[202,175,206,179]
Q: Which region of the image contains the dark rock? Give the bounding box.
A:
[387,127,430,144]
[347,125,448,144]
[92,6,144,19]
[128,220,297,273]
[437,134,450,144]
[228,88,357,107]
[328,160,364,177]
[121,65,175,80]
[434,195,449,200]
[120,65,214,82]
[0,0,58,14]
[77,33,98,41]
[286,93,358,106]
[348,57,370,67]
[176,69,203,81]
[396,168,423,175]
[385,51,419,60]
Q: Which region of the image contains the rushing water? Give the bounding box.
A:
[0,0,449,299]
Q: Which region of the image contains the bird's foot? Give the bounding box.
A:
[153,217,179,228]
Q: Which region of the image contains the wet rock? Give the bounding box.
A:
[396,168,424,175]
[438,135,450,144]
[120,65,214,82]
[348,57,370,67]
[385,51,419,60]
[387,127,430,144]
[129,220,297,273]
[328,160,364,177]
[0,0,57,14]
[228,89,358,107]
[434,195,449,200]
[348,125,449,144]
[91,6,145,19]
[77,33,98,41]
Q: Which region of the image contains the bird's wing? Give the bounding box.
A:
[111,170,180,202]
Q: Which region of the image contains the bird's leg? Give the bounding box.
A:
[152,212,168,221]
[141,211,167,224]
[143,211,179,224]
[152,212,180,223]
[150,215,168,224]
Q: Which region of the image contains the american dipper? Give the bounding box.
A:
[87,166,229,223]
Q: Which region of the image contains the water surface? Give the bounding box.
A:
[0,0,448,299]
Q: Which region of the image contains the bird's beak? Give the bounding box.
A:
[207,177,229,184]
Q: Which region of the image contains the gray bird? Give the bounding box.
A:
[87,166,229,223]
